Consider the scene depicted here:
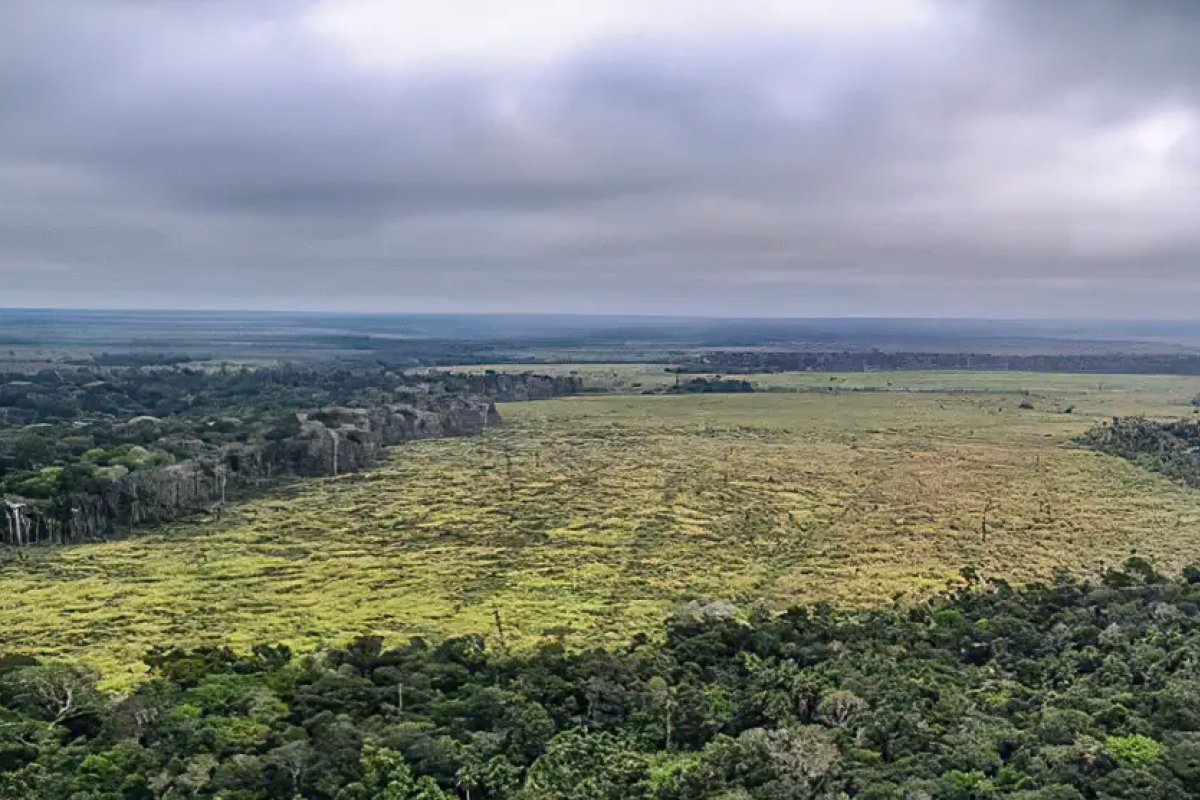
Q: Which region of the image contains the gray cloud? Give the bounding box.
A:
[1,0,1199,316]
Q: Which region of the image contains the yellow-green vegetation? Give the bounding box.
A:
[7,370,1200,687]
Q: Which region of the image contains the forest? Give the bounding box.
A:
[0,365,579,544]
[1079,416,1200,488]
[2,560,1199,799]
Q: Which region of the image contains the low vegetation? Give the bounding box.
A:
[7,374,1200,687]
[4,561,1200,798]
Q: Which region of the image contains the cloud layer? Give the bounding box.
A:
[2,0,1199,316]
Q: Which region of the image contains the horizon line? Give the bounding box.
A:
[4,307,1200,325]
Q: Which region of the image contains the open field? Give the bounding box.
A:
[440,361,1200,401]
[6,371,1200,687]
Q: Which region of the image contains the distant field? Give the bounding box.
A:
[439,362,1200,402]
[6,371,1200,687]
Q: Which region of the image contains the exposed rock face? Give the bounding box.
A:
[2,395,504,545]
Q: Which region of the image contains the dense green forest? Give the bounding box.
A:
[3,561,1199,799]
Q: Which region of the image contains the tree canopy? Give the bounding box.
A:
[3,560,1200,798]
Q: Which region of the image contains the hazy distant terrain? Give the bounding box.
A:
[6,310,1200,369]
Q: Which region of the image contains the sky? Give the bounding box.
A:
[1,0,1199,317]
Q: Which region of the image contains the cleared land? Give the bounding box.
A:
[6,370,1200,686]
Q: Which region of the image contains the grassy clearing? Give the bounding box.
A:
[6,371,1200,687]
[437,363,1200,404]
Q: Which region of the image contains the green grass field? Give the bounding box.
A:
[6,370,1200,687]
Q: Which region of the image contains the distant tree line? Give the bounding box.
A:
[3,560,1200,798]
[0,365,579,429]
[65,353,209,368]
[675,351,1200,375]
[656,377,755,395]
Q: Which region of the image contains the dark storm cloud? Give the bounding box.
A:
[1,0,1198,315]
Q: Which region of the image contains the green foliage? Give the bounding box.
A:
[1,567,1200,798]
[336,746,427,799]
[1104,735,1164,768]
[0,364,577,540]
[2,467,63,499]
[11,375,1200,685]
[1081,416,1200,491]
[660,377,755,395]
[82,444,172,471]
[525,729,649,799]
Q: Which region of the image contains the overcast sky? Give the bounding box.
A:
[2,0,1199,317]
